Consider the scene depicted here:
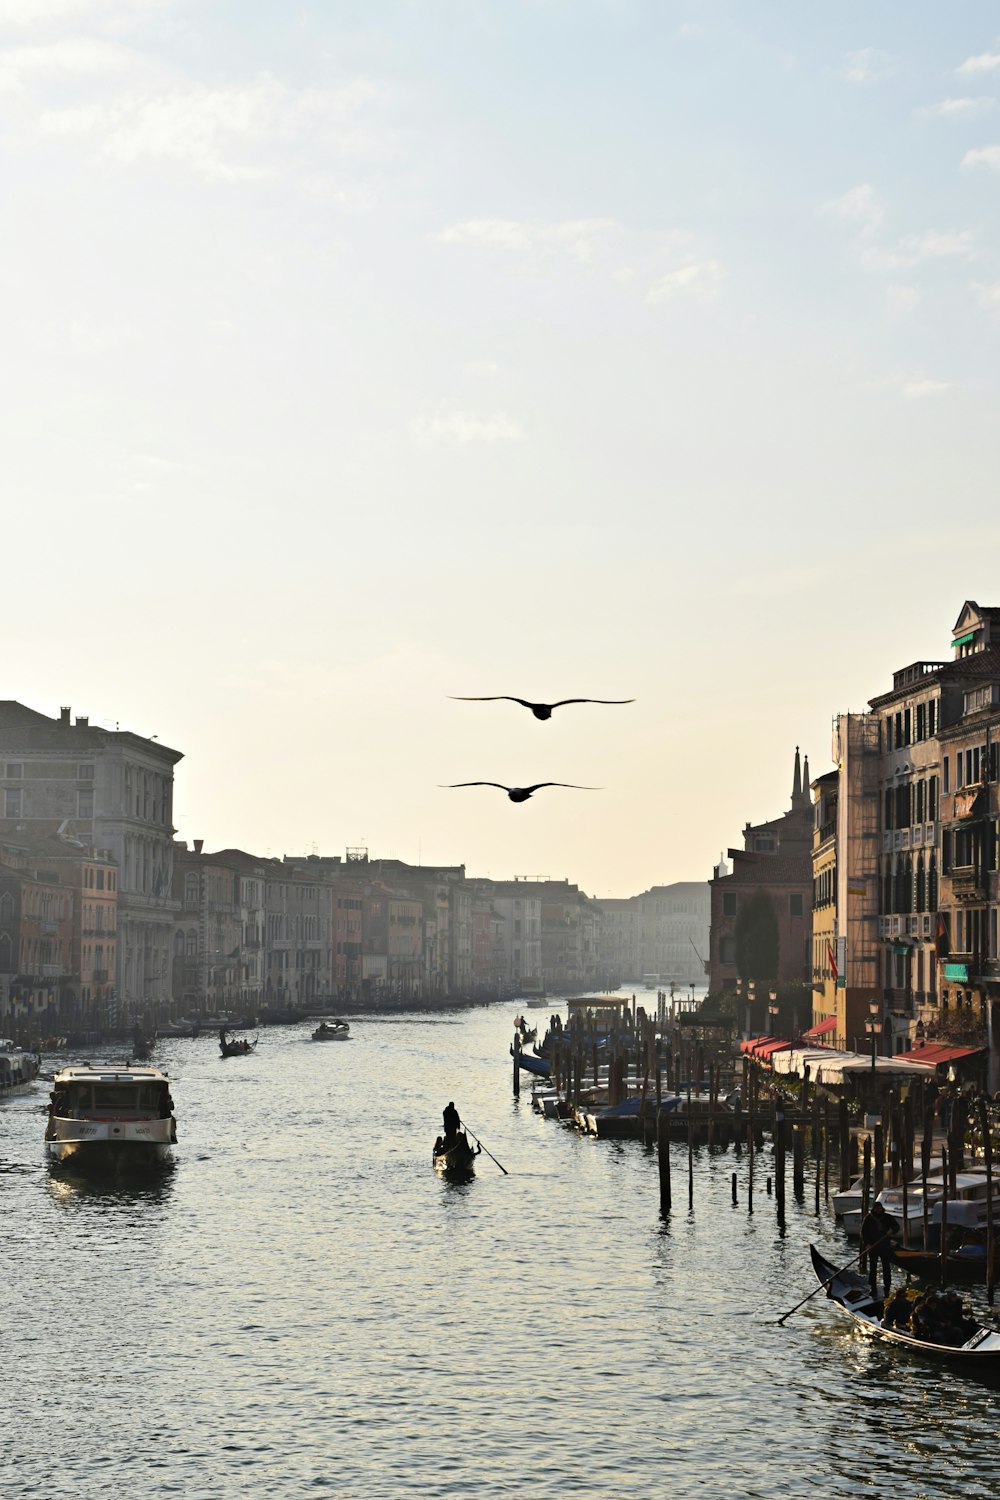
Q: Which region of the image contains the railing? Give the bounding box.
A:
[950,865,985,900]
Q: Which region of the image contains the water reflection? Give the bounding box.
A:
[46,1164,176,1208]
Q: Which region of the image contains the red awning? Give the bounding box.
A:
[803,1017,837,1039]
[892,1042,984,1067]
[739,1036,793,1061]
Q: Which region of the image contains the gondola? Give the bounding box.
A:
[809,1244,1000,1362]
[892,1238,989,1284]
[219,1030,258,1057]
[433,1132,479,1177]
[510,1043,550,1076]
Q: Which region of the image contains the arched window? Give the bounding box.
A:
[185,873,199,908]
[915,854,926,913]
[185,929,198,958]
[173,931,184,957]
[928,854,938,914]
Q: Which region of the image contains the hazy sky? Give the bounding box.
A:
[5,1,1000,896]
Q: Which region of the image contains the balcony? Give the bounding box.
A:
[950,865,985,901]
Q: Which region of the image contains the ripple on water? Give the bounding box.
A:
[5,1005,1000,1499]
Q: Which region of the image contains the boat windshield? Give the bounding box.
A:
[69,1083,165,1112]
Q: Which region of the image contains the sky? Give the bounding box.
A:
[4,0,1000,897]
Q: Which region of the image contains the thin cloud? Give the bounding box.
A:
[886,284,919,316]
[0,38,132,88]
[918,97,995,119]
[839,48,893,84]
[409,410,523,445]
[0,0,161,21]
[819,183,883,234]
[860,227,976,271]
[972,280,1000,308]
[957,51,1000,75]
[438,217,616,264]
[37,75,385,182]
[963,144,1000,170]
[645,260,723,305]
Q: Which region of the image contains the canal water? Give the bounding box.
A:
[3,1001,998,1499]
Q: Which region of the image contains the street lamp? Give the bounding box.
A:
[865,998,883,1073]
[748,980,756,1037]
[768,987,779,1032]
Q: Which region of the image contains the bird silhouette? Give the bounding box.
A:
[450,695,634,721]
[442,782,599,803]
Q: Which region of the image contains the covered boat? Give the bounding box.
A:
[0,1039,40,1099]
[45,1065,176,1173]
[808,1244,1000,1362]
[510,1043,550,1077]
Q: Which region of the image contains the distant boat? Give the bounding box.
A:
[45,1064,176,1173]
[219,1029,258,1057]
[312,1019,350,1041]
[0,1040,40,1099]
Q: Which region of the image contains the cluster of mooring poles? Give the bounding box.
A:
[517,1009,998,1303]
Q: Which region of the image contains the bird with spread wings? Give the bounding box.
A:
[450,695,634,721]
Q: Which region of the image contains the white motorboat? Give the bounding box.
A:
[0,1039,40,1099]
[311,1019,350,1041]
[842,1166,1000,1238]
[45,1065,176,1172]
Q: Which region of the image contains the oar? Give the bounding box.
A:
[776,1233,896,1325]
[460,1119,508,1175]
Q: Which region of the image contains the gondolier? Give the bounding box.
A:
[859,1200,899,1301]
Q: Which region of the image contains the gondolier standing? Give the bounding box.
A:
[859,1200,899,1302]
[442,1101,460,1143]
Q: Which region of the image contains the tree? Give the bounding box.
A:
[734,890,779,984]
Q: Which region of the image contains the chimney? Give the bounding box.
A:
[76,716,89,728]
[60,707,71,725]
[193,839,204,855]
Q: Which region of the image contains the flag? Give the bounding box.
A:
[826,939,838,982]
[934,913,950,959]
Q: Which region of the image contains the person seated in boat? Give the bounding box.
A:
[433,1135,445,1157]
[881,1287,912,1330]
[442,1101,460,1142]
[859,1200,900,1300]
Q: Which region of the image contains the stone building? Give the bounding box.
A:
[0,702,181,1019]
[708,748,813,1011]
[172,843,266,1017]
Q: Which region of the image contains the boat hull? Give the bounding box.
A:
[510,1045,550,1076]
[809,1244,1000,1361]
[433,1140,477,1176]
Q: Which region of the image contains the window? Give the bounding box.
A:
[916,703,926,741]
[789,894,803,917]
[96,868,104,890]
[723,893,737,917]
[77,790,94,818]
[5,762,22,778]
[929,699,937,737]
[720,936,736,965]
[4,789,22,818]
[78,764,95,780]
[943,755,950,793]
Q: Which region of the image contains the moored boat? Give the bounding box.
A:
[809,1243,1000,1362]
[510,1043,550,1076]
[0,1039,40,1099]
[45,1065,176,1172]
[842,1166,1000,1238]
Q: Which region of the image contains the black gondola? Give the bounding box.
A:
[219,1028,258,1057]
[433,1131,479,1177]
[809,1244,1000,1362]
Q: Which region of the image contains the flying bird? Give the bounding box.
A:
[442,782,599,803]
[450,695,635,721]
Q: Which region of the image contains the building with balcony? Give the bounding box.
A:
[0,702,181,1020]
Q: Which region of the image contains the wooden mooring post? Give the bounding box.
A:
[512,1033,521,1097]
[657,1105,672,1216]
[978,1097,996,1306]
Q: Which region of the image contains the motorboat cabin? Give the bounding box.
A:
[45,1065,176,1172]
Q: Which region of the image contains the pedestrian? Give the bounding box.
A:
[859,1199,899,1302]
